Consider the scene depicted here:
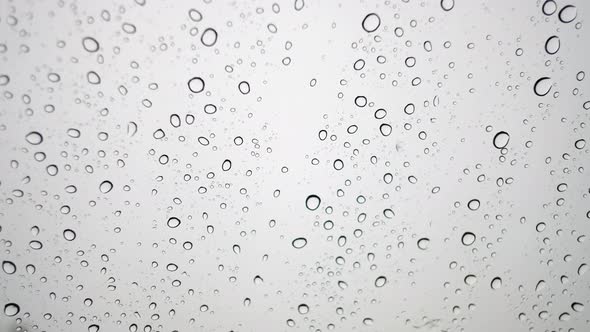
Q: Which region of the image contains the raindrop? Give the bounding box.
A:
[82,37,99,52]
[440,0,454,11]
[544,35,560,54]
[167,217,181,229]
[2,261,16,274]
[490,277,502,289]
[493,131,510,149]
[4,303,20,316]
[63,229,76,241]
[305,195,321,211]
[238,81,251,94]
[361,13,380,33]
[558,5,577,23]
[297,304,309,314]
[25,131,43,145]
[292,237,307,249]
[417,237,430,250]
[461,232,476,246]
[467,199,480,211]
[99,180,113,194]
[188,77,205,93]
[201,28,218,47]
[533,77,552,96]
[374,276,387,287]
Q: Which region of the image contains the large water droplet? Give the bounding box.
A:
[4,303,20,316]
[361,13,380,33]
[417,237,430,250]
[533,77,552,96]
[292,237,307,249]
[461,232,476,246]
[187,77,205,93]
[2,261,16,274]
[305,195,321,211]
[99,180,113,194]
[493,131,510,149]
[490,277,502,289]
[25,131,43,145]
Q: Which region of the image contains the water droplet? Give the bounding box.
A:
[461,232,476,246]
[82,37,99,52]
[417,237,430,250]
[464,274,477,286]
[238,81,251,94]
[4,303,20,316]
[167,217,181,229]
[361,13,380,33]
[558,5,577,23]
[467,199,480,211]
[297,304,309,314]
[2,261,16,274]
[374,276,387,287]
[490,277,502,289]
[440,0,455,11]
[544,35,560,54]
[292,237,307,249]
[493,131,510,149]
[63,229,76,241]
[99,180,113,194]
[188,77,205,93]
[305,194,321,211]
[201,28,218,47]
[222,159,232,171]
[25,131,43,145]
[542,0,557,15]
[533,77,552,96]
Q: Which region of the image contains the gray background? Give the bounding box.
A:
[0,0,589,331]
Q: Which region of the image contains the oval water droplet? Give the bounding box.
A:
[63,229,76,241]
[544,35,560,54]
[461,232,476,246]
[417,237,430,250]
[25,131,43,145]
[467,199,480,211]
[2,261,16,274]
[99,180,113,194]
[493,131,510,149]
[201,28,218,47]
[533,77,552,96]
[305,195,321,211]
[292,237,307,249]
[361,13,380,33]
[4,303,20,316]
[440,0,454,11]
[490,277,502,289]
[188,77,205,93]
[558,5,577,23]
[374,276,387,287]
